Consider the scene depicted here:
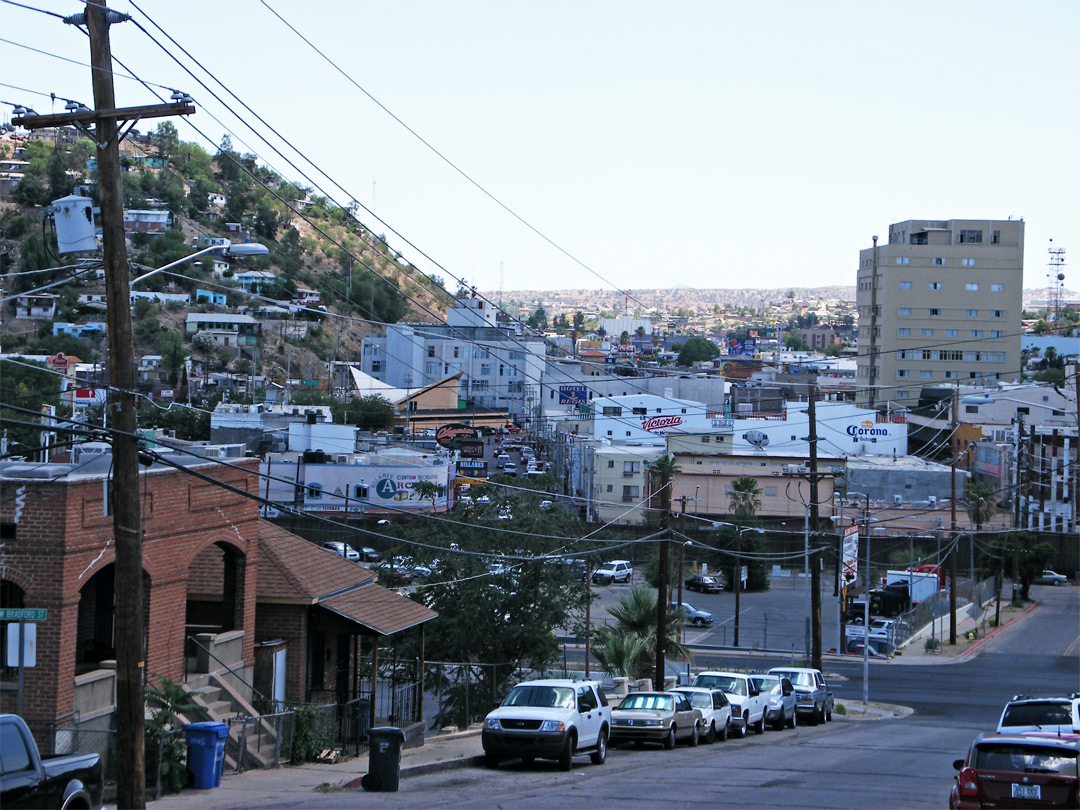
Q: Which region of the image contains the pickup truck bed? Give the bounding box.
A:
[1,714,103,809]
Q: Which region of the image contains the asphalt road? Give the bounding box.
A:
[268,584,1079,809]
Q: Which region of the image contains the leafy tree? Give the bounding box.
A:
[157,332,187,386]
[526,305,548,331]
[12,173,49,206]
[0,359,63,459]
[619,331,630,345]
[47,148,73,200]
[151,121,179,166]
[676,336,718,367]
[979,533,1055,600]
[573,311,585,332]
[137,400,209,440]
[191,331,217,385]
[784,333,810,351]
[824,343,842,357]
[412,480,446,509]
[332,394,396,431]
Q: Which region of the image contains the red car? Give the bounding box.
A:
[950,733,1079,809]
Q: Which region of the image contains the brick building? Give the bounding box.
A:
[0,452,436,748]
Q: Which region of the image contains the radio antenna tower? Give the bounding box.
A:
[1047,239,1067,333]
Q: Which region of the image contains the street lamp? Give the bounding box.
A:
[130,242,269,287]
[844,492,889,707]
[712,522,765,648]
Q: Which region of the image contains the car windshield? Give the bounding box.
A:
[750,676,780,695]
[1002,702,1074,728]
[976,744,1078,775]
[501,685,575,709]
[675,692,712,710]
[772,670,814,687]
[693,675,746,696]
[618,694,674,712]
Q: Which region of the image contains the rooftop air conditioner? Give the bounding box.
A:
[893,494,903,505]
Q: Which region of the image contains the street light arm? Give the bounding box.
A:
[129,242,269,287]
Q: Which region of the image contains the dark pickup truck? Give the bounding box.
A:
[0,714,103,809]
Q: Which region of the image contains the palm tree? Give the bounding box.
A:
[595,586,692,679]
[728,476,762,519]
[964,481,997,532]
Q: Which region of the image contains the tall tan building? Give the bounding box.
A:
[856,218,1024,409]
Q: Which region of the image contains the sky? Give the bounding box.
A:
[3,0,1077,295]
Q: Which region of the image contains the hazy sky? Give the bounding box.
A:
[4,1,1077,294]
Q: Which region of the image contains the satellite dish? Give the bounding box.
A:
[743,430,769,450]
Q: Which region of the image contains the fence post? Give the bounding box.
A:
[273,713,282,767]
[237,718,248,774]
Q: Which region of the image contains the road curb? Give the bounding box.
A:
[956,599,1040,659]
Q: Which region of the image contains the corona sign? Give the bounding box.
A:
[846,420,890,438]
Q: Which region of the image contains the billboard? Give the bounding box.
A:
[262,459,451,513]
[559,385,588,405]
[436,423,481,449]
[458,440,485,458]
[842,524,859,584]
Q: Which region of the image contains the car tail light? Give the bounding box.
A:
[957,768,979,799]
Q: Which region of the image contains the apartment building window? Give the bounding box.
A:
[897,369,909,378]
[898,350,910,360]
[896,391,910,399]
[965,309,978,318]
[992,230,1001,244]
[941,350,963,361]
[962,259,976,267]
[920,370,933,378]
[498,365,504,376]
[509,351,523,360]
[371,360,382,373]
[472,379,488,390]
[606,484,613,492]
[480,364,492,376]
[897,328,911,336]
[965,283,979,291]
[474,347,489,359]
[632,407,647,415]
[944,371,956,379]
[928,308,940,317]
[453,346,460,358]
[989,352,1006,362]
[602,406,622,416]
[427,345,436,357]
[970,330,983,338]
[933,258,945,266]
[991,310,1004,318]
[922,349,933,360]
[928,282,942,290]
[959,229,983,244]
[701,436,711,443]
[896,257,910,265]
[991,284,1004,292]
[622,485,640,502]
[921,329,934,337]
[945,329,959,337]
[990,330,1004,338]
[508,380,523,393]
[623,461,640,476]
[898,307,911,316]
[354,485,369,499]
[425,361,439,376]
[899,281,912,290]
[964,352,984,362]
[608,460,615,468]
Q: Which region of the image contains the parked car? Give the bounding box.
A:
[539,500,553,509]
[671,601,714,627]
[997,694,1080,735]
[321,541,360,562]
[768,667,834,725]
[691,671,767,737]
[843,640,889,659]
[483,679,610,770]
[669,687,732,743]
[503,463,518,476]
[359,547,381,562]
[609,691,702,749]
[1036,569,1069,586]
[495,454,510,469]
[0,714,104,810]
[750,674,797,730]
[950,732,1079,809]
[592,560,633,585]
[684,574,723,593]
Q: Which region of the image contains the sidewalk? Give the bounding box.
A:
[891,596,1039,665]
[146,730,484,810]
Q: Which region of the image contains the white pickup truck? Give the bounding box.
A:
[483,679,610,771]
[691,671,767,737]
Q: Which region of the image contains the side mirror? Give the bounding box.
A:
[750,689,760,697]
[953,759,965,771]
[783,686,793,696]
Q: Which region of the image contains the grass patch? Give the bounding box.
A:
[834,702,848,716]
[314,783,344,794]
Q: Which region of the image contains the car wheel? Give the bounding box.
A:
[787,709,797,729]
[773,713,786,731]
[719,718,729,741]
[809,706,820,726]
[485,752,500,769]
[664,726,676,750]
[704,721,716,744]
[825,704,833,722]
[1052,579,1061,586]
[590,729,608,765]
[754,713,765,734]
[558,733,575,771]
[737,713,748,738]
[688,722,699,747]
[693,618,704,627]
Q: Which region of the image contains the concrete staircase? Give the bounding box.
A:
[182,674,284,771]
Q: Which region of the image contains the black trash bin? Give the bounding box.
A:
[361,727,406,792]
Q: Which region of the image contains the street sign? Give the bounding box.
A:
[5,623,36,667]
[0,608,47,621]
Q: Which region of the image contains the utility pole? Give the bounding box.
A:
[949,387,958,645]
[734,527,742,648]
[675,495,689,645]
[811,544,822,670]
[806,377,822,666]
[654,461,672,691]
[15,6,194,806]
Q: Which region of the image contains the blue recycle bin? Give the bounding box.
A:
[185,722,229,789]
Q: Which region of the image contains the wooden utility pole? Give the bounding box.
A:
[676,496,688,645]
[949,387,958,645]
[806,380,823,666]
[14,6,194,806]
[654,462,672,691]
[811,548,822,670]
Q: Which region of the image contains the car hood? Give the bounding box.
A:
[488,706,573,722]
[612,709,669,721]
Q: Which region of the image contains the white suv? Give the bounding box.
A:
[483,679,610,771]
[997,694,1080,734]
[592,560,633,585]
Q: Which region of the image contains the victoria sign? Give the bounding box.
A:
[436,423,482,448]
